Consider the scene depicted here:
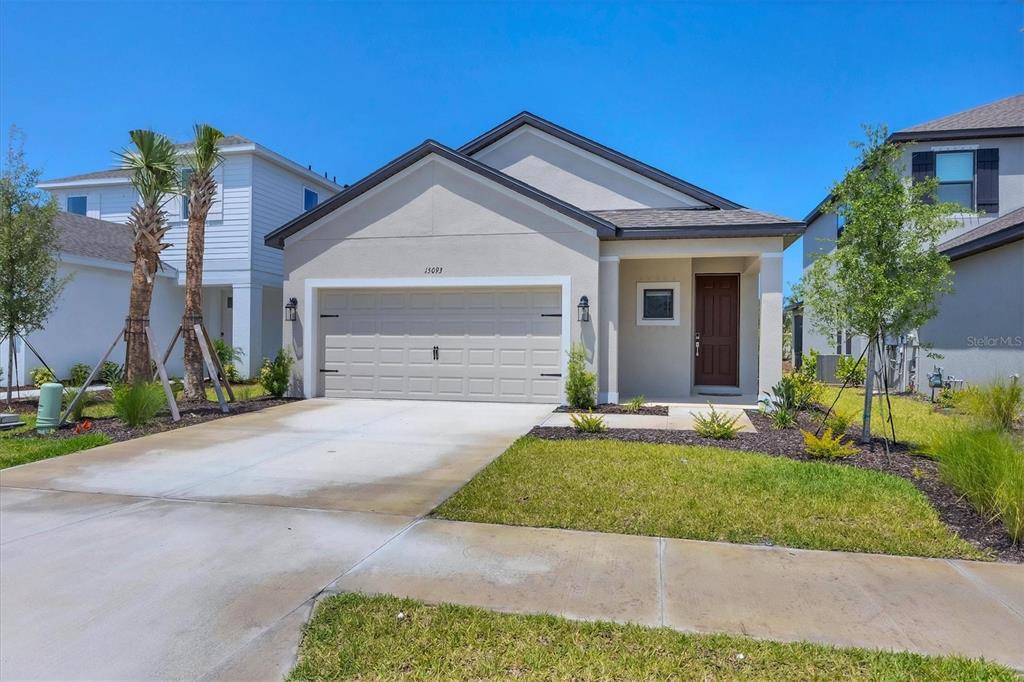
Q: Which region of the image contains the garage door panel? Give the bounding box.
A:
[320,286,562,402]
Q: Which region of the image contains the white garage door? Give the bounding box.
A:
[318,287,563,403]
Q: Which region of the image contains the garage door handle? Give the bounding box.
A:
[319,369,338,373]
[540,373,562,377]
[320,314,339,318]
[432,345,439,360]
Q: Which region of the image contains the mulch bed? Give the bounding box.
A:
[530,408,1023,563]
[554,403,670,416]
[8,396,297,444]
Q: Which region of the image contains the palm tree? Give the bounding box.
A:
[181,124,224,400]
[117,130,179,384]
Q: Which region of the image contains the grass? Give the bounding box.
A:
[0,415,110,469]
[817,387,961,450]
[434,437,985,559]
[290,593,1014,681]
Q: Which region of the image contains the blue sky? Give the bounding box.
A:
[2,1,1021,294]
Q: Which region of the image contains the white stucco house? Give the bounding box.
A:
[266,112,804,404]
[19,136,340,382]
[798,94,1023,390]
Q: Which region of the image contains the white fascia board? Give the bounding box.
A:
[601,236,785,259]
[38,177,132,189]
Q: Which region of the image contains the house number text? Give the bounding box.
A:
[424,266,444,274]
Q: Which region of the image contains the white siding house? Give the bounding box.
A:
[37,136,340,378]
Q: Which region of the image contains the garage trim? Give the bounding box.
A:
[302,276,573,400]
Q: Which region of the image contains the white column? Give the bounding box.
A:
[758,253,784,397]
[231,283,263,379]
[599,257,620,403]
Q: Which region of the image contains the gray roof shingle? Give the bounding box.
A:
[939,206,1024,259]
[54,211,143,265]
[897,95,1023,134]
[592,207,799,229]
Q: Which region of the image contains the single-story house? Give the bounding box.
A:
[265,113,804,404]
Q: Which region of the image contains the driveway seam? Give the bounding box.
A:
[657,537,666,627]
[0,491,159,546]
[945,558,1024,621]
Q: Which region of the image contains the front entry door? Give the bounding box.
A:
[694,274,739,386]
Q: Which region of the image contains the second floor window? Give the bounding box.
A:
[66,196,87,215]
[180,169,193,220]
[304,187,319,212]
[935,151,974,209]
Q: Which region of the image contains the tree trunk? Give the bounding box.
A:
[182,173,216,401]
[861,333,877,444]
[6,327,13,405]
[124,205,166,385]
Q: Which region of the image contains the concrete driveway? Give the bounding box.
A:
[0,399,552,681]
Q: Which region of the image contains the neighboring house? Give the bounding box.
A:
[800,94,1023,388]
[1,212,184,387]
[36,136,340,378]
[265,112,804,404]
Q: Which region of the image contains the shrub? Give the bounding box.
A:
[170,378,184,400]
[824,410,854,436]
[212,338,244,369]
[63,388,92,422]
[769,406,797,429]
[623,396,646,414]
[259,348,293,398]
[30,366,56,387]
[760,374,820,414]
[930,425,1023,544]
[836,355,866,386]
[569,411,607,433]
[798,350,819,381]
[112,382,166,427]
[565,343,597,410]
[936,387,964,409]
[692,404,742,440]
[99,361,124,386]
[68,362,92,387]
[802,428,858,459]
[223,362,242,384]
[964,377,1023,432]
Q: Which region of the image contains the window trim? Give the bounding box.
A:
[180,168,193,221]
[636,282,681,327]
[303,186,319,212]
[66,195,88,215]
[935,150,975,211]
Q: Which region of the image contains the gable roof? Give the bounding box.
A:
[890,94,1024,142]
[55,211,137,263]
[264,140,619,248]
[939,206,1024,261]
[592,207,804,239]
[457,111,744,210]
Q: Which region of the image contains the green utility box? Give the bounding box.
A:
[36,382,63,434]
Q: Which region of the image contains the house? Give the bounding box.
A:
[265,112,804,404]
[1,212,184,387]
[35,136,341,378]
[799,94,1023,389]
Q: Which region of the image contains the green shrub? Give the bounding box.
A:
[565,343,597,410]
[212,338,244,368]
[68,363,92,387]
[936,387,964,409]
[30,366,56,387]
[259,348,293,398]
[824,410,854,436]
[63,388,92,422]
[930,425,1023,544]
[761,374,820,414]
[223,362,242,384]
[692,404,741,440]
[112,382,166,427]
[769,406,797,429]
[798,350,819,381]
[964,377,1023,432]
[623,396,646,414]
[802,428,858,459]
[836,355,867,386]
[569,411,607,433]
[99,361,123,386]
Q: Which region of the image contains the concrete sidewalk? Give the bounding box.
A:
[332,518,1024,671]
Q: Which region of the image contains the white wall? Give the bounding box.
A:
[50,185,136,224]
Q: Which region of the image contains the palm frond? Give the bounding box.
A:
[185,123,224,177]
[116,129,180,204]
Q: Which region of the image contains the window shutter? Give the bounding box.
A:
[912,151,936,204]
[976,148,999,215]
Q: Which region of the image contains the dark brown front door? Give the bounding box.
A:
[694,274,739,386]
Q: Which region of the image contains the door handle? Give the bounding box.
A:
[695,333,701,358]
[432,345,439,361]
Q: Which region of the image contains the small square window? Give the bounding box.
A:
[643,289,674,319]
[303,187,319,212]
[66,196,87,215]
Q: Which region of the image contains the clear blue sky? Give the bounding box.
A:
[2,1,1021,294]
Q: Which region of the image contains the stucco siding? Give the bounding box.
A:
[470,125,709,210]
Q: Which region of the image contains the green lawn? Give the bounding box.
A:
[290,593,1013,681]
[433,437,984,559]
[0,415,110,470]
[818,387,959,449]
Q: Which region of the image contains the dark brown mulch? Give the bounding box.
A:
[13,396,297,444]
[554,403,670,416]
[529,408,1023,563]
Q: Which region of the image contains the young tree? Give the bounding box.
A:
[795,125,960,443]
[0,127,69,404]
[181,124,224,401]
[118,130,180,384]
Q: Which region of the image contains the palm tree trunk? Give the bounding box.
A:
[182,173,216,400]
[124,206,164,385]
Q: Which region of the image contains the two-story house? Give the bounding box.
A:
[27,136,340,381]
[798,94,1023,390]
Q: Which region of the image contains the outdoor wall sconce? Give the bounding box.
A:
[284,297,298,322]
[577,295,590,322]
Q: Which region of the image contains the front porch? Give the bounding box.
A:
[596,238,783,404]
